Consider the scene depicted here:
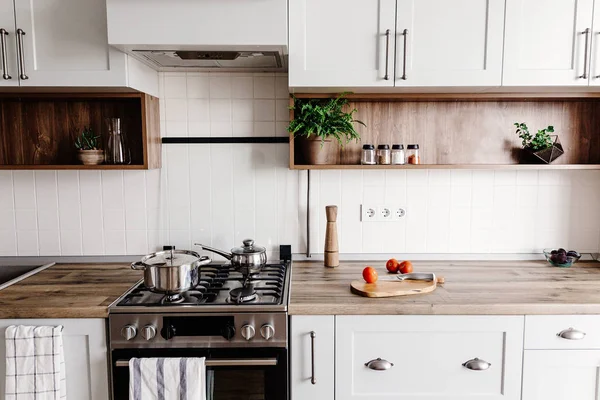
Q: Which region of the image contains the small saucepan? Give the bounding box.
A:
[195,239,267,275]
[131,249,211,294]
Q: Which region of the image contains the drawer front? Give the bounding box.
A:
[525,315,600,349]
[336,316,524,400]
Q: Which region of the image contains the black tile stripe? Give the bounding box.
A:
[162,137,289,144]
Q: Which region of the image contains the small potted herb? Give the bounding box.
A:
[514,122,564,164]
[288,93,365,165]
[75,127,104,165]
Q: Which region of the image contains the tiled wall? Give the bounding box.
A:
[1,72,599,257]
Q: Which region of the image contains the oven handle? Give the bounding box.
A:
[115,358,278,368]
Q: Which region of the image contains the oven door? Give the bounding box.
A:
[111,348,288,400]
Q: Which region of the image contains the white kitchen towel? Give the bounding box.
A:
[4,325,66,400]
[129,358,207,400]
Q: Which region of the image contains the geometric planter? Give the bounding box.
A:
[521,135,564,164]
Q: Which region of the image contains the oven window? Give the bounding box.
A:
[210,370,266,399]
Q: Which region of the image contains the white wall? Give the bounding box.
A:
[0,72,599,257]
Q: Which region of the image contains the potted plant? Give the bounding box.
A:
[288,94,365,165]
[75,127,104,165]
[514,122,564,164]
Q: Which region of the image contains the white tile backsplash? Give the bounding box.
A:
[3,71,600,257]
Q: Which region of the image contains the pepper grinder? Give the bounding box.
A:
[324,205,339,268]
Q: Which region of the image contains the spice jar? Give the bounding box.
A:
[391,144,405,165]
[406,144,421,165]
[377,145,391,165]
[361,144,376,165]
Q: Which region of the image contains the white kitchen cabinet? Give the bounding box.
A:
[0,318,109,400]
[336,315,524,400]
[395,0,505,87]
[503,0,595,86]
[0,0,18,87]
[522,350,600,400]
[289,0,396,87]
[590,1,600,86]
[290,316,335,400]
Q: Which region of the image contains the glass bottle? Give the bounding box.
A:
[377,144,391,165]
[361,144,376,165]
[391,144,405,165]
[406,144,421,165]
[105,118,131,165]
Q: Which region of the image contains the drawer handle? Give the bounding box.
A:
[557,327,586,340]
[310,331,316,384]
[462,358,491,371]
[365,358,394,371]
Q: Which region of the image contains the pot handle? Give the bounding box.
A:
[194,243,233,260]
[131,261,147,270]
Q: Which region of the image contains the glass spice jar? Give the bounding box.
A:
[406,144,421,165]
[391,144,405,165]
[361,144,376,165]
[377,145,391,165]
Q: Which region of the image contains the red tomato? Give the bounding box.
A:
[362,266,378,283]
[386,258,399,273]
[399,260,413,274]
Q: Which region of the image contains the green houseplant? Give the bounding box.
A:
[288,94,365,165]
[75,127,104,165]
[514,122,563,164]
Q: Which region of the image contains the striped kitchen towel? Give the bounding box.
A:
[4,325,66,400]
[129,358,206,400]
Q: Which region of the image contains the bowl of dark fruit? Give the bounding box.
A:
[543,248,581,268]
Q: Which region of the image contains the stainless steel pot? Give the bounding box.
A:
[131,249,211,294]
[196,239,267,275]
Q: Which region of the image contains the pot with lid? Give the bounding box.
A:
[195,239,267,275]
[131,249,211,294]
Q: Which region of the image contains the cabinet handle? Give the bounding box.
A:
[16,28,28,80]
[400,29,408,80]
[364,358,394,371]
[596,32,600,79]
[580,28,590,79]
[310,331,316,384]
[557,327,586,340]
[384,29,391,80]
[0,29,10,80]
[462,358,491,371]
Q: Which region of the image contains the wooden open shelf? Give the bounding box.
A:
[0,92,160,170]
[289,94,600,170]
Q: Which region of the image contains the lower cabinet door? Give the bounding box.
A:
[522,350,600,400]
[0,318,109,400]
[291,315,335,400]
[336,315,524,400]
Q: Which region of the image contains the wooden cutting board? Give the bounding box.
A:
[350,278,440,298]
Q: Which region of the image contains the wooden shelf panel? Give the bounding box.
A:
[0,164,148,170]
[291,164,600,170]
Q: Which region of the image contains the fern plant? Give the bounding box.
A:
[514,122,555,151]
[74,127,101,151]
[287,93,366,146]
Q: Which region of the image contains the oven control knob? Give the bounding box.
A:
[121,325,137,341]
[221,325,236,340]
[260,324,275,340]
[241,324,255,341]
[142,325,157,341]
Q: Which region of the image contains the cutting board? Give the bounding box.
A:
[351,278,441,298]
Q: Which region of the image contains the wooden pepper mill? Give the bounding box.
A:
[324,205,339,268]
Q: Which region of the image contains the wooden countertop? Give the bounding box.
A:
[289,260,600,315]
[0,263,141,319]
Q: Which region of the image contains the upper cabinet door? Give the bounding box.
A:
[289,0,396,88]
[590,0,600,86]
[503,0,594,86]
[395,0,506,87]
[13,0,127,87]
[0,0,18,87]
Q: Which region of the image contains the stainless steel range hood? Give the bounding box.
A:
[131,49,286,72]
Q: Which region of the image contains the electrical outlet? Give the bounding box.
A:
[378,206,393,221]
[393,207,407,220]
[361,204,377,221]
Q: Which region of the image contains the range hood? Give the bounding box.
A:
[130,49,286,72]
[106,0,288,72]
